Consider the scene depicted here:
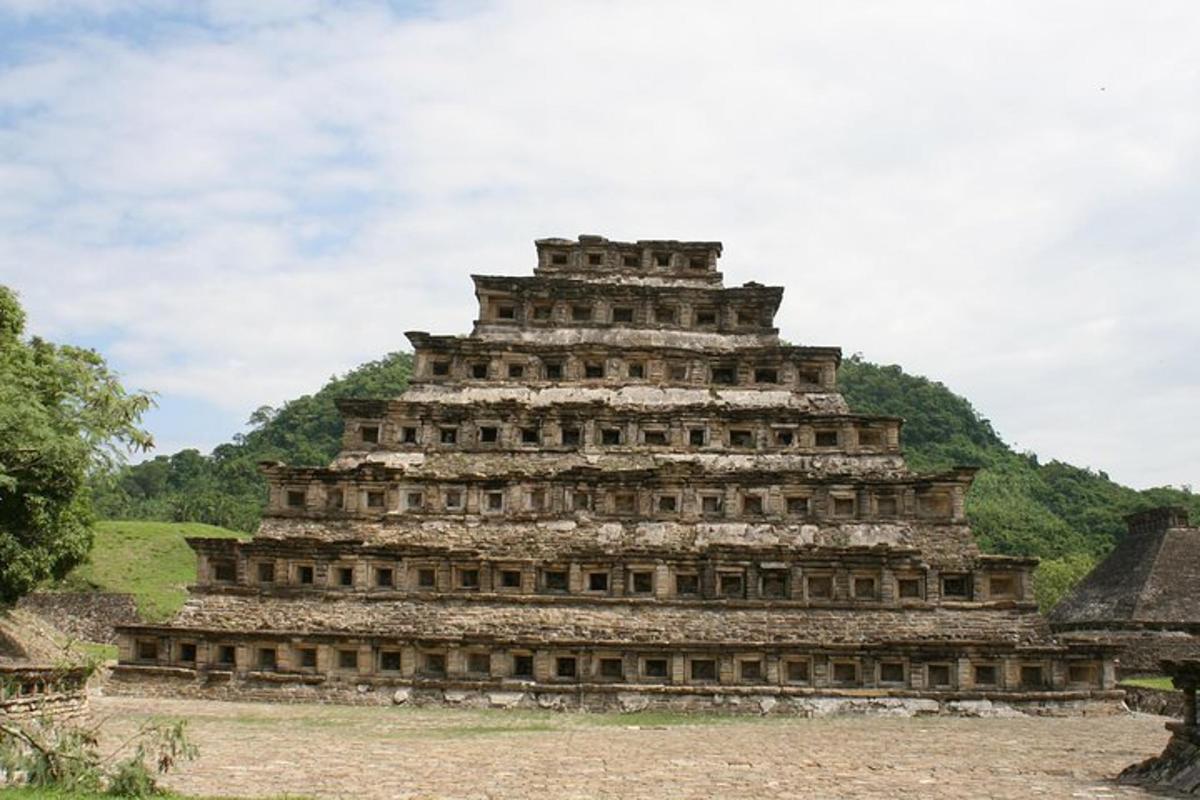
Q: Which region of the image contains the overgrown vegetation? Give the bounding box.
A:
[0,714,194,798]
[1027,554,1100,613]
[85,351,1197,611]
[0,287,153,605]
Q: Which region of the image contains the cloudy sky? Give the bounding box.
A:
[1,0,1197,490]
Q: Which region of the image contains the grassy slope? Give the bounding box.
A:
[58,521,247,622]
[1119,676,1176,691]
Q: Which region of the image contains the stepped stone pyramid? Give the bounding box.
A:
[113,235,1121,713]
[1051,507,1200,674]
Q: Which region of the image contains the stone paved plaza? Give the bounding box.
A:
[92,696,1180,799]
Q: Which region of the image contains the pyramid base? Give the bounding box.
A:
[105,664,1124,717]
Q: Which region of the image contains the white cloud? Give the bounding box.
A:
[0,0,1198,489]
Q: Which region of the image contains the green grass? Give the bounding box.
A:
[75,642,118,662]
[1120,676,1177,691]
[57,520,248,622]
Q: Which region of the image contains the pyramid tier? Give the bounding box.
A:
[186,534,1037,610]
[250,514,976,561]
[407,334,839,389]
[469,274,783,342]
[261,462,976,559]
[114,591,1119,706]
[531,235,725,288]
[332,399,901,470]
[154,592,1059,649]
[382,384,848,413]
[329,445,907,475]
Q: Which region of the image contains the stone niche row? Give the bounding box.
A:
[341,414,896,455]
[476,293,775,334]
[0,665,91,723]
[414,348,831,389]
[534,236,721,278]
[198,551,1026,606]
[270,479,959,524]
[123,637,1111,695]
[0,666,89,701]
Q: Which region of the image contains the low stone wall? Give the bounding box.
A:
[0,665,90,723]
[1056,628,1200,676]
[105,665,1124,717]
[1123,686,1186,718]
[17,592,140,645]
[1121,633,1200,675]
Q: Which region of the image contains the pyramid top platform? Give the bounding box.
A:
[533,234,725,287]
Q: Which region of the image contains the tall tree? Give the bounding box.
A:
[0,286,154,604]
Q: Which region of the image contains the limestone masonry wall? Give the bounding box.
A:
[18,591,140,644]
[0,665,90,722]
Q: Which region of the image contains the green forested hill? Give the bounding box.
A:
[839,357,1199,557]
[91,352,1198,609]
[91,352,414,532]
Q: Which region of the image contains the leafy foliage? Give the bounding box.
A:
[837,356,1004,468]
[0,713,195,798]
[1032,553,1100,612]
[104,720,196,798]
[90,353,413,532]
[0,287,153,605]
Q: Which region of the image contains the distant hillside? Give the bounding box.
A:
[90,351,1198,610]
[91,352,414,532]
[839,356,1199,608]
[840,357,1198,558]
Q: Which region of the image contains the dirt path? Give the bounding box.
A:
[91,696,1176,799]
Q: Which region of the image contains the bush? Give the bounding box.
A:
[0,715,195,798]
[1033,553,1099,612]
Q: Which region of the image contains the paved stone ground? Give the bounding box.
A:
[91,696,1181,799]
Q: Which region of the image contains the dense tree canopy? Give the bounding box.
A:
[840,354,1200,607]
[0,286,153,604]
